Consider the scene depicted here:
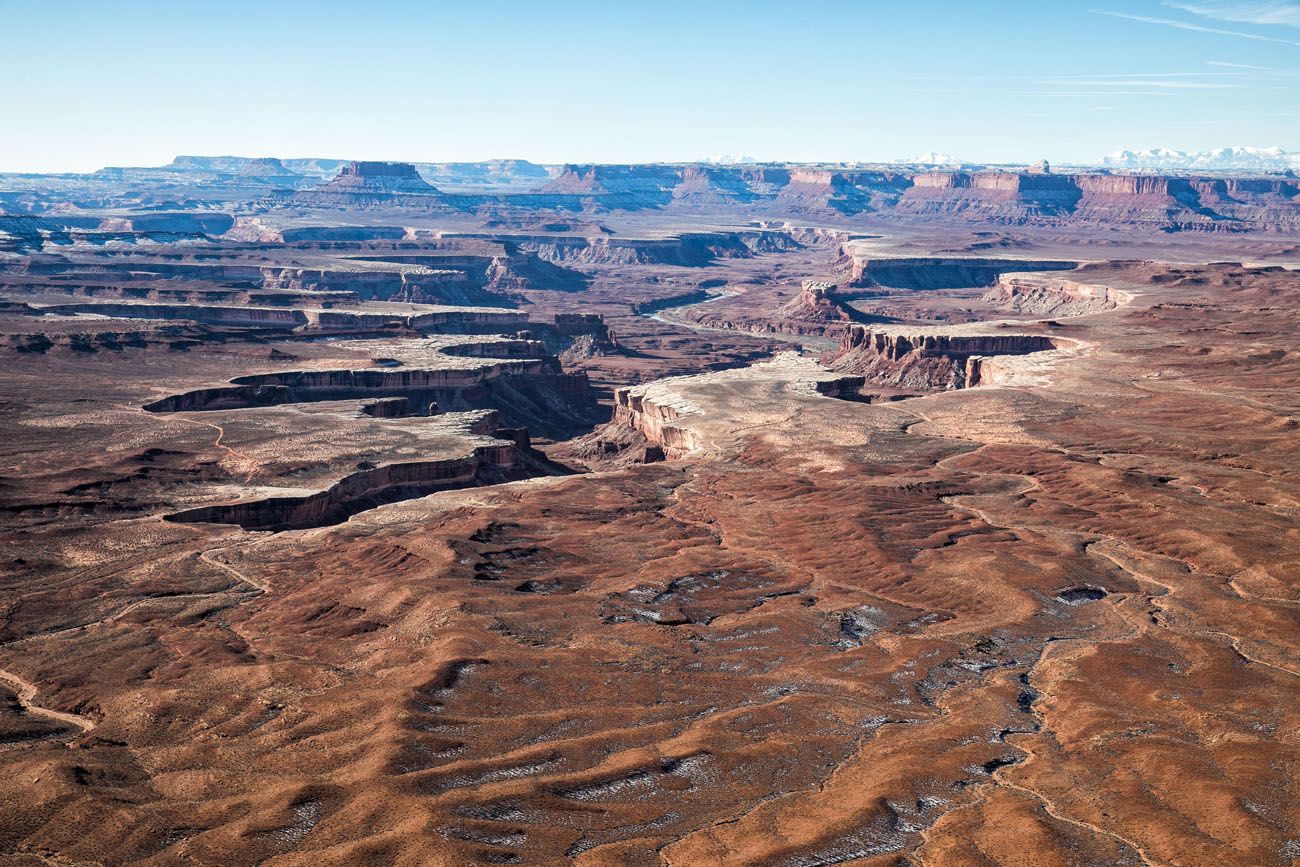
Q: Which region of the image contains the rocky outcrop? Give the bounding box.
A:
[987,274,1133,316]
[508,231,789,267]
[166,437,526,531]
[812,376,919,403]
[780,280,860,327]
[258,265,503,307]
[900,171,1084,220]
[237,157,297,180]
[360,397,411,418]
[839,328,1056,361]
[539,164,680,208]
[611,387,702,457]
[832,325,1059,390]
[550,313,619,361]
[328,161,437,190]
[670,166,760,207]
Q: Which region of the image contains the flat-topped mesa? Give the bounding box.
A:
[139,334,598,437]
[539,164,680,206]
[163,412,558,531]
[839,326,1056,360]
[509,231,790,267]
[895,169,1300,229]
[237,157,296,178]
[337,161,430,183]
[291,161,446,207]
[32,300,528,335]
[833,325,1059,389]
[840,252,1078,290]
[257,265,503,307]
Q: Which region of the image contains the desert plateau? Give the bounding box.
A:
[4,2,1300,864]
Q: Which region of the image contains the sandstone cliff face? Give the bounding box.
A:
[838,327,1056,361]
[166,437,524,531]
[832,325,1059,389]
[143,359,563,412]
[141,338,597,437]
[778,280,859,331]
[251,161,1300,229]
[902,171,1083,218]
[671,166,760,206]
[840,254,1077,290]
[611,387,703,457]
[0,325,207,354]
[894,170,1300,229]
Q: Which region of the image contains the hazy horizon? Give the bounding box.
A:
[4,0,1300,173]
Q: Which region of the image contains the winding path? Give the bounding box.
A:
[0,667,95,735]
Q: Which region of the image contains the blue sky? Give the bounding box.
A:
[2,0,1299,171]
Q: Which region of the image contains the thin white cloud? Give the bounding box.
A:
[1092,9,1300,45]
[1011,90,1176,96]
[1165,1,1300,27]
[1207,59,1273,66]
[1046,78,1242,87]
[1054,70,1243,76]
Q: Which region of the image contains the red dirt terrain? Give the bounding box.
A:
[1,166,1299,865]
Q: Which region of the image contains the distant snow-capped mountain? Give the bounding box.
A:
[1101,147,1300,172]
[903,152,964,166]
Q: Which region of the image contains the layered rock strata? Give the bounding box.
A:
[986,273,1135,316]
[832,325,1061,389]
[165,424,534,531]
[840,251,1077,290]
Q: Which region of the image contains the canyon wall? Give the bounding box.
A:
[166,439,523,531]
[142,360,566,412]
[832,325,1060,389]
[611,387,703,457]
[841,254,1078,290]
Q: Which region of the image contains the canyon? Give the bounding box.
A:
[1,156,1298,867]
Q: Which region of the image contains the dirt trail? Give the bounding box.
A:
[0,667,94,734]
